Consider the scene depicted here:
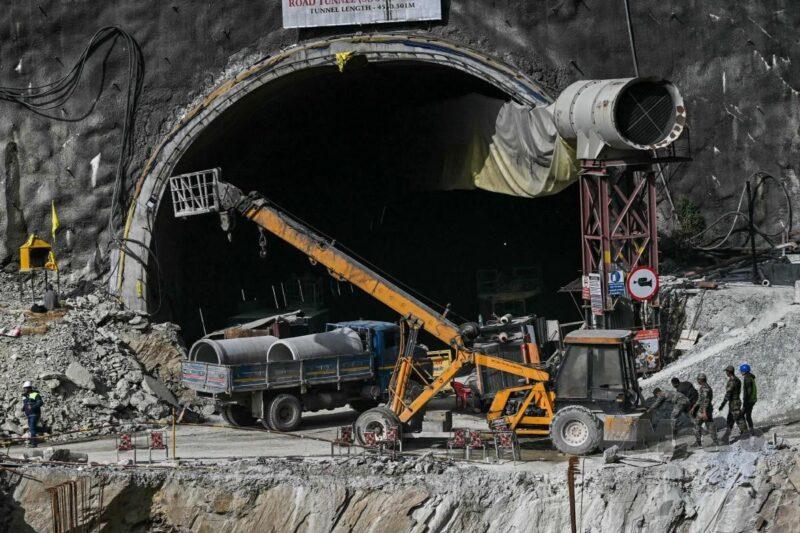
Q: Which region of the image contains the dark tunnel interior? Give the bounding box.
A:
[151,61,582,344]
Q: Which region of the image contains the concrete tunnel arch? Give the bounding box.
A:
[114,33,556,313]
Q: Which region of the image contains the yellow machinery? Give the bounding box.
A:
[169,169,647,454]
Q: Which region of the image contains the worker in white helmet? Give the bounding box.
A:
[22,381,44,448]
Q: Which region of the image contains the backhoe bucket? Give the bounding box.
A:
[169,168,221,218]
[603,413,654,450]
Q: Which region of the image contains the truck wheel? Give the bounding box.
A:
[354,407,400,445]
[266,394,302,432]
[221,405,256,427]
[550,405,602,455]
[349,399,380,413]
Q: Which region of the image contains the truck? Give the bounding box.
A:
[181,320,429,431]
[170,169,649,455]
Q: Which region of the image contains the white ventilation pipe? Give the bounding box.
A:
[190,336,279,365]
[267,328,363,361]
[553,78,686,160]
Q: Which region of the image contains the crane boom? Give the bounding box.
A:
[228,189,551,420]
[238,194,463,345]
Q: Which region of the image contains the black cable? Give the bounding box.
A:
[109,236,164,316]
[690,172,793,251]
[0,26,145,248]
[622,0,640,77]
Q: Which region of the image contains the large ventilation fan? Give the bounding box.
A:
[553,78,686,160]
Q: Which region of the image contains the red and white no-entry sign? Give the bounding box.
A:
[627,266,659,301]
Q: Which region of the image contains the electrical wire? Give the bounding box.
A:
[0,26,145,259]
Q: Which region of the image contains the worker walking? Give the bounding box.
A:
[647,387,690,441]
[740,364,757,433]
[670,377,698,410]
[690,373,718,447]
[22,381,44,448]
[719,365,749,443]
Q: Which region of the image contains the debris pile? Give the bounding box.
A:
[0,272,192,441]
[645,283,800,423]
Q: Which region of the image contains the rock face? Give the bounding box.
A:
[2,443,799,532]
[0,1,797,272]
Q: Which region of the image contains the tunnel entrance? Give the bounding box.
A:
[146,59,580,343]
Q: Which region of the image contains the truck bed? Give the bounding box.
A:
[181,352,375,394]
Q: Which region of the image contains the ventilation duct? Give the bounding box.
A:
[553,78,686,160]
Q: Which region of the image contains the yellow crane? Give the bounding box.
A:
[169,169,648,454]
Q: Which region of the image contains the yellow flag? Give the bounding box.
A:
[51,201,60,241]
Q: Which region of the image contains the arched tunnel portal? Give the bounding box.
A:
[118,35,581,343]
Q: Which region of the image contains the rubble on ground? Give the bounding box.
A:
[644,283,800,424]
[0,272,195,442]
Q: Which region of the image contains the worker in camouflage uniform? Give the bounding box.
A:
[690,373,718,447]
[646,387,690,441]
[719,365,749,442]
[740,363,757,433]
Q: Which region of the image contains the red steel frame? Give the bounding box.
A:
[579,162,659,313]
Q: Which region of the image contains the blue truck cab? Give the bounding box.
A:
[325,320,400,392]
[181,320,428,432]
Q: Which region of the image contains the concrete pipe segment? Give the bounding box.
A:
[190,336,280,365]
[266,328,363,362]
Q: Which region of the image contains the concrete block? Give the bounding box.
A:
[422,410,452,432]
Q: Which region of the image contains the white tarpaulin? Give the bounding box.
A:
[418,94,579,198]
[282,0,442,29]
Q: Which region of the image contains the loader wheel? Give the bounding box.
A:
[265,394,303,432]
[550,405,602,455]
[221,405,257,427]
[354,407,401,445]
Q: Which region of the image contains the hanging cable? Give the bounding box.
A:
[622,0,640,77]
[0,26,145,249]
[689,172,793,251]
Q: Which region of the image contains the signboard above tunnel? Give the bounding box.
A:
[282,0,442,29]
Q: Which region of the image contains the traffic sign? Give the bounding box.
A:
[608,270,626,296]
[626,266,658,301]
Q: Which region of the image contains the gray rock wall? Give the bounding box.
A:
[1,0,798,273]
